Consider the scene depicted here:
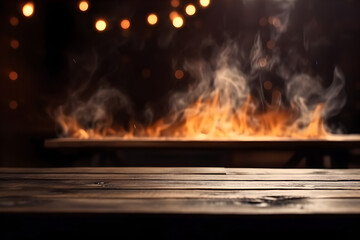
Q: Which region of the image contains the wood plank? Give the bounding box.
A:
[2,173,360,181]
[1,197,360,214]
[2,167,360,175]
[0,167,226,175]
[1,179,360,190]
[44,134,360,149]
[1,189,360,199]
[225,168,360,175]
[1,168,359,215]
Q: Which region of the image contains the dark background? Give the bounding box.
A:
[1,0,360,167]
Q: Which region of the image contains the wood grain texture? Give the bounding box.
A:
[44,135,360,149]
[1,167,360,215]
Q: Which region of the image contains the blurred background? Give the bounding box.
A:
[0,0,360,167]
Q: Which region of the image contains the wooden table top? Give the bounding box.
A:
[1,167,360,215]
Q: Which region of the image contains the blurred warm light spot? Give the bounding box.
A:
[10,40,20,49]
[185,4,196,16]
[259,17,267,26]
[171,0,180,8]
[9,71,18,81]
[147,14,158,25]
[169,11,179,21]
[266,40,275,49]
[79,1,89,12]
[22,2,34,17]
[95,19,107,31]
[263,80,273,90]
[9,100,18,110]
[174,69,184,79]
[272,17,281,27]
[258,58,267,67]
[199,0,210,7]
[120,19,131,30]
[9,17,19,26]
[142,68,151,79]
[172,16,184,28]
[268,16,281,27]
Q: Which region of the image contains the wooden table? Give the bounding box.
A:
[1,167,360,239]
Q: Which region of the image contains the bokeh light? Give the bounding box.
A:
[172,16,184,28]
[273,17,281,28]
[120,19,131,30]
[78,1,89,12]
[9,100,18,110]
[147,14,158,25]
[22,2,34,17]
[142,69,151,79]
[95,19,107,31]
[263,81,273,90]
[171,0,180,8]
[266,40,275,49]
[9,17,19,26]
[169,11,179,21]
[174,70,184,80]
[259,17,267,26]
[199,0,210,7]
[10,40,20,49]
[9,71,18,81]
[258,58,267,67]
[185,4,196,16]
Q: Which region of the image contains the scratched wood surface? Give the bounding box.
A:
[1,167,360,215]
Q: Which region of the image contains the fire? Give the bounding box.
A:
[56,90,328,140]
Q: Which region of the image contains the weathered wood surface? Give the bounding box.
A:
[1,167,360,215]
[44,135,360,149]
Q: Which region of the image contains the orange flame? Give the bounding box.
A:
[56,90,327,140]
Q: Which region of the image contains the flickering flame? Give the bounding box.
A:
[56,90,329,140]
